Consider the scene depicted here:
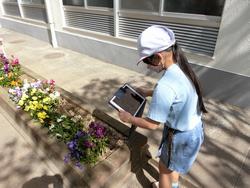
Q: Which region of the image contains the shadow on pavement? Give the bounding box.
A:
[22,174,63,188]
[187,99,250,188]
[128,140,159,188]
[0,136,63,188]
[73,77,250,188]
[73,77,155,113]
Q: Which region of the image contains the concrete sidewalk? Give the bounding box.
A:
[1,28,249,188]
[0,103,69,188]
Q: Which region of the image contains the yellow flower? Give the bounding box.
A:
[32,101,38,105]
[11,81,17,86]
[32,96,38,101]
[21,94,29,100]
[43,97,51,104]
[37,111,47,120]
[0,77,4,81]
[30,104,36,111]
[18,100,24,106]
[30,88,37,96]
[43,105,48,110]
[37,103,43,109]
[8,72,13,78]
[24,106,30,112]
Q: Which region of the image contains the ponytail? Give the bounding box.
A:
[172,42,208,113]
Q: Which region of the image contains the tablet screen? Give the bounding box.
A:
[109,84,146,116]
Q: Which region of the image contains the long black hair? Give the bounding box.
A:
[172,42,208,113]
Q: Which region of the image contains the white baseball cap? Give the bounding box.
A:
[137,25,176,64]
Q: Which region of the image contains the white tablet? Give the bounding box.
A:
[109,83,146,116]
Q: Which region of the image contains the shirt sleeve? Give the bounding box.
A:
[147,83,176,124]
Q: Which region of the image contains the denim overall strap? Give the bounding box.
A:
[159,126,175,167]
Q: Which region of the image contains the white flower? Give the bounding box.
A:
[21,80,31,92]
[49,123,55,130]
[8,88,16,94]
[49,91,60,99]
[49,93,55,99]
[54,91,60,98]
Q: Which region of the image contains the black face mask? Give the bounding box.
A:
[142,54,155,65]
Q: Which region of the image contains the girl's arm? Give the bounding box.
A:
[136,87,154,97]
[118,110,160,130]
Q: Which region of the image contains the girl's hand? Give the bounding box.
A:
[118,110,133,124]
[136,87,153,97]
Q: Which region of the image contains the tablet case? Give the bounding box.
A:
[109,83,146,116]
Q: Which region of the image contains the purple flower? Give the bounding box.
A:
[64,124,107,166]
[4,63,9,73]
[16,89,22,98]
[75,131,87,139]
[31,80,42,88]
[71,150,82,160]
[96,127,106,138]
[67,140,77,150]
[83,140,94,148]
[9,88,23,103]
[89,122,107,138]
[0,55,8,64]
[64,154,70,163]
[75,162,84,170]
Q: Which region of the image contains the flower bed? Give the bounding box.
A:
[0,53,148,187]
[1,53,126,169]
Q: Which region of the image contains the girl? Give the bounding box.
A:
[118,25,207,188]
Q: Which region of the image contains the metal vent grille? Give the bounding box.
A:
[64,11,114,35]
[119,17,219,56]
[3,3,21,17]
[22,6,47,22]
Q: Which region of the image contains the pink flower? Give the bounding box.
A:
[11,56,19,66]
[49,79,55,85]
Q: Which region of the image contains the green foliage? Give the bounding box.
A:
[47,113,84,143]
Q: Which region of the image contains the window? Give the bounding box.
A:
[3,0,17,2]
[87,0,113,8]
[63,0,84,6]
[120,0,159,12]
[164,0,225,16]
[21,0,44,4]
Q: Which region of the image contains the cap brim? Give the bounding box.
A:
[136,56,147,66]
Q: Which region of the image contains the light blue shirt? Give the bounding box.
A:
[147,63,202,131]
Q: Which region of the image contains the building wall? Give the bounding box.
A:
[0,0,249,110]
[214,0,250,76]
[185,0,250,109]
[0,17,50,42]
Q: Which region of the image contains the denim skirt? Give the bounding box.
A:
[158,123,204,174]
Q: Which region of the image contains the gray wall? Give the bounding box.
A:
[214,0,250,76]
[192,64,250,109]
[0,17,50,42]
